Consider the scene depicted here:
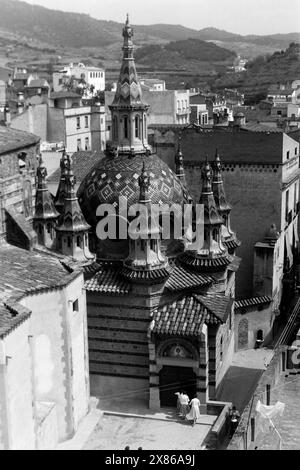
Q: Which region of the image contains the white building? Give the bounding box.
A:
[53,63,105,95]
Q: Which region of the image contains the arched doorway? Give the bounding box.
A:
[157,340,198,407]
[159,366,196,407]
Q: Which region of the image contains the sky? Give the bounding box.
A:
[25,0,300,35]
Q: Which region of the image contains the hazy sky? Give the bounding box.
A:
[26,0,300,35]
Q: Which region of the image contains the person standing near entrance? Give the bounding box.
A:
[186,395,201,426]
[180,391,190,418]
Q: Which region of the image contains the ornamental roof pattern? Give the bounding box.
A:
[77,153,188,227]
[235,296,272,309]
[150,292,231,337]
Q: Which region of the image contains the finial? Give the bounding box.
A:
[139,161,151,202]
[202,157,212,190]
[37,153,47,182]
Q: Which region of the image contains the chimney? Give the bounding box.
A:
[233,112,246,127]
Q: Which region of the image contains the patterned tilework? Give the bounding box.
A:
[77,153,188,227]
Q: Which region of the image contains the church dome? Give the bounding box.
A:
[77,152,188,227]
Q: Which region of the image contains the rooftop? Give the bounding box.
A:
[0,244,79,338]
[0,125,40,155]
[48,150,104,184]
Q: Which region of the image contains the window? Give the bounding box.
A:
[77,235,81,247]
[67,236,71,247]
[72,299,79,312]
[220,336,223,361]
[113,116,118,140]
[85,116,89,128]
[77,138,82,151]
[287,150,290,160]
[85,137,89,150]
[285,190,289,222]
[124,116,128,139]
[296,147,298,156]
[135,115,140,138]
[140,239,145,251]
[76,116,80,129]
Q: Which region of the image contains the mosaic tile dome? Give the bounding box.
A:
[77,153,188,227]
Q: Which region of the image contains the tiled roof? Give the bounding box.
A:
[48,151,104,184]
[77,152,188,228]
[195,294,232,323]
[241,123,283,133]
[0,125,40,154]
[223,239,241,251]
[179,251,233,271]
[150,295,207,337]
[150,292,231,337]
[235,296,272,309]
[84,265,131,295]
[165,263,214,292]
[0,244,79,338]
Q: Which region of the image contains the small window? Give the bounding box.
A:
[295,147,298,156]
[220,336,223,361]
[124,116,128,139]
[76,116,80,129]
[287,150,290,160]
[135,115,139,138]
[67,236,71,247]
[72,299,79,312]
[77,235,81,247]
[85,116,89,128]
[77,139,82,151]
[85,137,89,150]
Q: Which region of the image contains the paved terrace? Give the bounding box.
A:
[57,398,217,450]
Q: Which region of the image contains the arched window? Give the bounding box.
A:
[213,228,219,242]
[113,116,118,140]
[124,116,128,139]
[135,115,140,138]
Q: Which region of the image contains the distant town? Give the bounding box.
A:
[0,0,300,454]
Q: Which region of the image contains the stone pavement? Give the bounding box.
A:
[56,398,217,450]
[216,349,275,412]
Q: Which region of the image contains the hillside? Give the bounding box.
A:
[0,0,298,54]
[212,42,300,103]
[135,39,236,71]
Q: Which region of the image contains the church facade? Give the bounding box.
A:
[76,17,241,408]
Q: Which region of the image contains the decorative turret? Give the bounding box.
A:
[179,157,232,272]
[33,154,59,247]
[175,137,186,185]
[109,15,151,156]
[212,150,241,254]
[121,162,170,282]
[55,155,94,262]
[54,151,69,213]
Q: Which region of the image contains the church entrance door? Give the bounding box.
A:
[159,366,196,407]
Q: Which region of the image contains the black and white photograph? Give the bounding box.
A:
[0,0,300,454]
